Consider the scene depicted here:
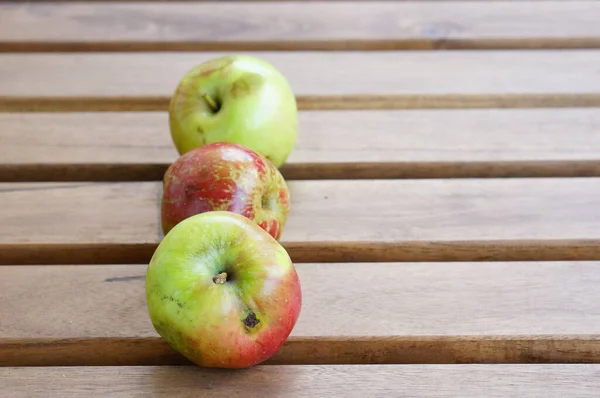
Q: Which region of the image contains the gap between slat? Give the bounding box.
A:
[2,335,600,367]
[4,37,600,52]
[3,94,600,112]
[1,240,600,265]
[2,161,600,182]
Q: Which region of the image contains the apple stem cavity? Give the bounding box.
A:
[202,93,220,113]
[212,272,228,285]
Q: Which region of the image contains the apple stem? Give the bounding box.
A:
[202,93,219,112]
[213,272,228,284]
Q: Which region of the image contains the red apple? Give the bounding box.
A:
[161,142,290,240]
[146,210,302,368]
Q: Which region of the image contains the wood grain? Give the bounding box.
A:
[2,262,600,339]
[2,51,600,111]
[3,365,600,397]
[2,2,600,51]
[0,182,161,245]
[1,178,599,244]
[2,109,600,181]
[2,0,598,389]
[2,336,600,366]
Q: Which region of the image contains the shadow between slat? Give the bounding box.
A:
[1,161,600,182]
[3,37,600,52]
[2,335,600,367]
[3,94,600,112]
[1,240,599,265]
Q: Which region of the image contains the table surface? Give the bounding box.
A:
[1,1,600,396]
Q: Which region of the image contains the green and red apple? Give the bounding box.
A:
[145,210,302,369]
[161,142,290,240]
[168,54,298,168]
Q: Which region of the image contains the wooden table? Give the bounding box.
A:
[1,1,600,396]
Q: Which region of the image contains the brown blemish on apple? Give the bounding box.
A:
[184,184,202,200]
[243,311,260,328]
[196,126,207,145]
[230,79,250,99]
[230,74,264,99]
[261,194,270,210]
[160,293,185,309]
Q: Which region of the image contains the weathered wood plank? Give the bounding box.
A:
[2,51,600,111]
[1,179,599,262]
[3,365,600,397]
[1,179,599,244]
[1,2,600,51]
[2,262,600,339]
[1,109,600,181]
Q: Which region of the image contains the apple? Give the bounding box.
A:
[146,210,302,369]
[161,142,290,240]
[168,54,298,168]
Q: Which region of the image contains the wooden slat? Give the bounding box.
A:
[0,178,599,244]
[4,109,599,164]
[3,365,600,398]
[2,262,600,339]
[2,51,600,111]
[1,178,600,263]
[1,2,600,51]
[0,182,161,245]
[3,262,599,365]
[1,109,600,181]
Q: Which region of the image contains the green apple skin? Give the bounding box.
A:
[145,211,302,369]
[168,54,298,168]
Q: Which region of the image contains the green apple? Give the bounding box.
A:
[145,210,302,368]
[168,54,298,168]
